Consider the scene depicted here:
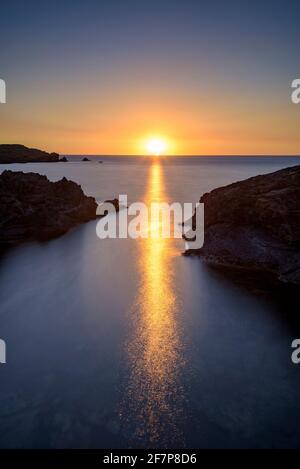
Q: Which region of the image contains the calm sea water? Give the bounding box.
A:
[0,156,300,448]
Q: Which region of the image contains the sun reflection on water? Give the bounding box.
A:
[122,161,185,447]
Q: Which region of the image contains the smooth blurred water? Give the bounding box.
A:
[0,156,300,448]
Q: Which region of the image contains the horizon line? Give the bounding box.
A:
[63,154,300,157]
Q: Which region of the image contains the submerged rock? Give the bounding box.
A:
[0,144,59,163]
[0,170,97,250]
[185,165,300,285]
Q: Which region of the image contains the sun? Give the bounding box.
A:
[146,138,167,156]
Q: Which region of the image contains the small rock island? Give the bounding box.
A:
[0,144,59,163]
[185,165,300,285]
[0,170,97,250]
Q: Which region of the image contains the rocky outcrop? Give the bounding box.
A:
[59,156,68,162]
[0,145,59,163]
[185,165,300,285]
[82,157,90,162]
[0,170,97,250]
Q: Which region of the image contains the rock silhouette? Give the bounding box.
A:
[0,144,59,163]
[0,170,97,250]
[185,165,300,285]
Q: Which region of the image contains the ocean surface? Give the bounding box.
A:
[1,156,300,448]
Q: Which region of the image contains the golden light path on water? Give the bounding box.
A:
[123,161,186,447]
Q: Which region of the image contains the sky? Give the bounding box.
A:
[0,0,300,155]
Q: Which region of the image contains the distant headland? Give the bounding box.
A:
[0,144,59,164]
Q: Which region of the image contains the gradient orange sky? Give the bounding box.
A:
[1,1,300,155]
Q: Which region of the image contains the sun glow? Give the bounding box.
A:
[123,162,184,445]
[146,138,167,156]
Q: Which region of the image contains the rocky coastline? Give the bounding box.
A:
[0,170,98,250]
[185,165,300,285]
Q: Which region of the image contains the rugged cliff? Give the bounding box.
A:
[185,165,300,285]
[0,170,97,249]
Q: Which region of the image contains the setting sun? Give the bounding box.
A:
[146,138,167,156]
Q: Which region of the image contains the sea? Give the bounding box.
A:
[0,155,300,448]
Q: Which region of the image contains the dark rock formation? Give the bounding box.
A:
[0,144,59,163]
[82,157,90,162]
[185,165,300,285]
[0,170,97,250]
[59,156,68,162]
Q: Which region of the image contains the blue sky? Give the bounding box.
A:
[0,0,299,154]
